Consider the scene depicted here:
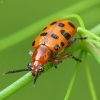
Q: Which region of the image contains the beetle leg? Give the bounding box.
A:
[66,36,87,48]
[50,59,62,68]
[50,54,81,68]
[59,54,82,62]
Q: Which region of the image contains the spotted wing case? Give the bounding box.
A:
[32,20,77,53]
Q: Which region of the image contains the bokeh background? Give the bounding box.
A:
[0,0,100,100]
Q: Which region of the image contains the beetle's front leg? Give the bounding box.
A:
[50,59,62,68]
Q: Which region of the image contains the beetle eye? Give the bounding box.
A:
[27,62,33,70]
[38,66,44,72]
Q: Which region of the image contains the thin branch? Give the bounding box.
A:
[64,50,83,100]
[85,52,98,100]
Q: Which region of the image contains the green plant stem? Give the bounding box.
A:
[84,42,100,64]
[0,1,100,51]
[77,27,100,64]
[63,14,85,29]
[64,50,83,100]
[85,52,98,100]
[0,63,52,100]
[86,39,100,47]
[78,27,100,41]
[90,24,100,36]
[0,72,32,100]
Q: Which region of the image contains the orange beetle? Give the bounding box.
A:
[4,19,86,85]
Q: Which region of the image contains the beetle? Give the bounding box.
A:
[4,19,87,85]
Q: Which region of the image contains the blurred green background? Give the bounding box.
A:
[0,0,100,100]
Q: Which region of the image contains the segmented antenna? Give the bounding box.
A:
[3,69,30,75]
[33,71,38,87]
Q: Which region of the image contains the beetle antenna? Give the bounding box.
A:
[3,69,30,75]
[33,71,38,86]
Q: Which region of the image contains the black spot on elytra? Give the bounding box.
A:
[50,21,57,25]
[54,44,60,50]
[32,41,35,46]
[61,42,64,47]
[60,30,71,40]
[40,32,47,36]
[58,23,65,27]
[68,22,75,29]
[51,34,59,39]
[43,27,47,31]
